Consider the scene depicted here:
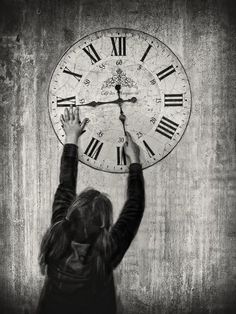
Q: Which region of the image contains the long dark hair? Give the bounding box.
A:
[39,188,113,278]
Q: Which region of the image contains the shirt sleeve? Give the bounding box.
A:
[110,163,145,268]
[51,143,78,224]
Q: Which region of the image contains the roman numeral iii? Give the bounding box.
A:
[156,65,175,80]
[83,44,101,64]
[56,96,76,107]
[84,138,103,160]
[111,37,126,56]
[155,116,179,139]
[117,146,127,165]
[164,94,183,106]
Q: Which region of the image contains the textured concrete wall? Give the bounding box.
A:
[0,0,235,313]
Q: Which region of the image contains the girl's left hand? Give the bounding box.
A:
[60,104,89,144]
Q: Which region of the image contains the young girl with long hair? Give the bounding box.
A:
[37,105,145,314]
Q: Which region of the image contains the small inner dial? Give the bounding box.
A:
[78,57,162,144]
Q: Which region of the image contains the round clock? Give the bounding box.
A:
[48,28,191,173]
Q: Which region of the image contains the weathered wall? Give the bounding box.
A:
[0,0,235,313]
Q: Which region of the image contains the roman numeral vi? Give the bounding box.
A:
[117,146,126,165]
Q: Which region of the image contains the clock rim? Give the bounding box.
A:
[47,27,192,173]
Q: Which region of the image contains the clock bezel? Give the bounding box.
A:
[48,27,192,173]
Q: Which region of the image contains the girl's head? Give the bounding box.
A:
[39,188,113,276]
[67,188,113,242]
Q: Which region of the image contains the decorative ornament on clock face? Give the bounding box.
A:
[48,28,192,173]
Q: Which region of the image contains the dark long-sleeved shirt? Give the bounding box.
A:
[37,143,145,314]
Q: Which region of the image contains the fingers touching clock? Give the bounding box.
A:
[63,107,69,122]
[75,106,80,123]
[69,104,74,121]
[80,118,89,131]
[124,131,141,164]
[60,112,65,123]
[61,105,79,124]
[74,106,89,129]
[61,105,77,123]
[60,105,89,141]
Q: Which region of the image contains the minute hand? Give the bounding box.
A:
[78,97,137,107]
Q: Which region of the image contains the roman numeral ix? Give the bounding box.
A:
[56,96,76,107]
[84,137,103,160]
[155,116,179,139]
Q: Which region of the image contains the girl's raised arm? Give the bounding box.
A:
[51,105,88,224]
[110,132,145,267]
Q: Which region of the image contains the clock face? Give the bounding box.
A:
[48,28,191,173]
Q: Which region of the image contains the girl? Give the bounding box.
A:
[37,105,145,314]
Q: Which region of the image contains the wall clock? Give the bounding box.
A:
[48,28,191,173]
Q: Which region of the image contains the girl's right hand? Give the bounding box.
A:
[124,131,141,164]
